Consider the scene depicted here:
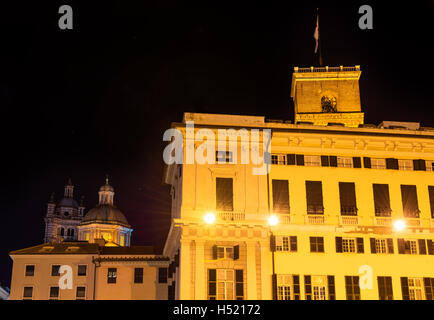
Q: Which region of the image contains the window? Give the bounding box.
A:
[271,154,286,165]
[425,161,434,172]
[336,237,364,253]
[378,276,393,300]
[398,239,418,254]
[310,237,324,253]
[339,182,357,215]
[373,184,391,216]
[401,185,420,217]
[49,286,59,300]
[277,275,300,300]
[424,278,434,300]
[272,180,290,213]
[429,186,434,218]
[305,275,335,300]
[25,265,35,277]
[78,265,87,276]
[275,236,297,252]
[107,268,117,284]
[76,287,86,300]
[23,287,33,300]
[398,159,413,170]
[305,181,324,214]
[208,269,244,300]
[216,178,233,211]
[101,232,113,241]
[304,155,320,167]
[337,157,353,168]
[51,265,60,276]
[371,158,386,169]
[408,278,423,300]
[216,151,233,164]
[371,238,394,254]
[159,268,168,284]
[84,233,90,241]
[216,246,234,259]
[134,268,143,283]
[345,276,361,300]
[342,238,356,253]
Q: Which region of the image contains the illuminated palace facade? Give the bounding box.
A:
[163,66,434,300]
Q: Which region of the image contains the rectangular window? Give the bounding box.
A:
[272,180,290,213]
[304,155,321,167]
[158,268,168,284]
[277,275,300,300]
[25,265,35,277]
[337,157,353,168]
[216,151,233,164]
[371,158,386,169]
[78,265,87,276]
[23,287,33,300]
[134,268,144,283]
[378,276,394,300]
[51,265,60,276]
[76,286,86,300]
[306,275,329,300]
[424,278,434,300]
[275,236,297,252]
[398,239,418,254]
[398,159,413,171]
[429,186,434,219]
[310,237,324,253]
[339,182,357,215]
[107,268,117,284]
[305,181,324,214]
[49,286,59,300]
[216,178,234,211]
[408,278,424,300]
[271,154,286,165]
[373,184,391,216]
[208,269,242,300]
[401,185,420,218]
[342,238,356,253]
[373,239,394,254]
[345,276,361,300]
[216,246,234,259]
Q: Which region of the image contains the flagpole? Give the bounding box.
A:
[318,8,323,66]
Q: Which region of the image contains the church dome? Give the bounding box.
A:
[81,204,130,227]
[57,197,79,208]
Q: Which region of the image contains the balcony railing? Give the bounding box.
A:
[305,215,325,224]
[339,216,359,226]
[294,66,360,73]
[217,211,245,221]
[279,214,291,224]
[374,207,392,217]
[307,205,324,215]
[340,206,358,216]
[374,217,392,226]
[405,218,421,227]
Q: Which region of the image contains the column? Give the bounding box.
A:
[259,240,272,300]
[194,240,206,299]
[246,241,258,299]
[179,239,192,299]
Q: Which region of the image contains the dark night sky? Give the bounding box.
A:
[0,1,433,286]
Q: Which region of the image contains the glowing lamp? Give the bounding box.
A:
[393,219,406,232]
[268,215,279,226]
[204,212,216,224]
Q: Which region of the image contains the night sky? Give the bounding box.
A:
[0,1,433,287]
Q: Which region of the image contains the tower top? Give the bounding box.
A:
[64,178,74,198]
[290,65,363,127]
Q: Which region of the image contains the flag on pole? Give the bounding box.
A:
[313,13,319,53]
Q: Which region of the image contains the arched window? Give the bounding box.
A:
[60,228,64,236]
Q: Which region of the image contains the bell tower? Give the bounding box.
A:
[290,65,364,127]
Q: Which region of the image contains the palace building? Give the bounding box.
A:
[163,66,434,300]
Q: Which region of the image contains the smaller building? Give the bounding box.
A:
[0,283,10,300]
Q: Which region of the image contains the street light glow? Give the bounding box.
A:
[268,215,279,226]
[393,219,406,232]
[204,212,216,224]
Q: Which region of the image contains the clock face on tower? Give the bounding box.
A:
[321,95,337,113]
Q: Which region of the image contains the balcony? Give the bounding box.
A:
[339,216,360,226]
[279,214,291,224]
[405,218,421,227]
[305,215,325,225]
[373,217,392,226]
[307,205,324,215]
[217,211,245,221]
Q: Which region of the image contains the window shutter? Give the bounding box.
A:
[401,277,410,300]
[398,239,405,254]
[208,269,216,297]
[320,155,329,167]
[386,158,398,169]
[357,238,364,253]
[293,275,300,300]
[329,156,337,167]
[363,157,371,168]
[387,238,394,254]
[272,274,277,300]
[335,237,343,253]
[429,186,434,219]
[373,184,391,216]
[327,276,336,300]
[233,245,240,260]
[400,185,419,218]
[270,235,276,251]
[424,278,433,300]
[418,159,426,171]
[413,159,420,171]
[370,238,377,253]
[306,181,324,214]
[235,270,244,299]
[296,154,304,166]
[352,157,362,168]
[418,239,427,255]
[304,275,312,300]
[175,252,179,267]
[286,154,296,165]
[216,177,234,211]
[290,236,297,252]
[339,182,357,215]
[427,240,434,255]
[212,245,218,259]
[272,180,290,213]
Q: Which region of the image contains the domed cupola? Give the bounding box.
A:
[78,176,132,247]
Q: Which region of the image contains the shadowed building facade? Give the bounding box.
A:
[163,66,434,300]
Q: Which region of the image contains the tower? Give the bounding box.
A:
[290,65,364,127]
[44,178,84,243]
